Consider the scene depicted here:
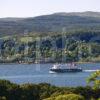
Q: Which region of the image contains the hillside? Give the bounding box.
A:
[0,12,100,63]
[0,11,100,35]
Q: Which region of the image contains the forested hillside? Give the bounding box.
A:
[0,11,100,63]
[0,11,100,35]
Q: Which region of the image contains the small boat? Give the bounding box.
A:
[50,63,82,73]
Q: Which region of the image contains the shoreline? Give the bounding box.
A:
[0,61,99,65]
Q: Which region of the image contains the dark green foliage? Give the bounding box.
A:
[72,86,94,99]
[0,32,100,63]
[20,84,40,100]
[0,80,100,100]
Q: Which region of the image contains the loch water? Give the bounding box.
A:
[0,63,100,86]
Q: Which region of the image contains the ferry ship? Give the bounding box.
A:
[50,63,82,73]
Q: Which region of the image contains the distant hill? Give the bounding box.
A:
[0,11,100,35]
[53,11,100,17]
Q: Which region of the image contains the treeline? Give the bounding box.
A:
[0,80,100,100]
[0,31,100,63]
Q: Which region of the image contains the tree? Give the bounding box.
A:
[87,70,100,89]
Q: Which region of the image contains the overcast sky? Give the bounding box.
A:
[0,0,99,18]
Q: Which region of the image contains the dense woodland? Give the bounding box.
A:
[0,12,100,63]
[0,30,100,63]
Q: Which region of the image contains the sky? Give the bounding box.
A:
[0,0,100,18]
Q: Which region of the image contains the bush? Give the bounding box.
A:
[0,79,100,100]
[73,86,93,99]
[20,84,40,100]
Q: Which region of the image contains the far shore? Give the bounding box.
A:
[0,61,99,65]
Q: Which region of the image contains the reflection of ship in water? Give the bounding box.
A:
[50,63,82,73]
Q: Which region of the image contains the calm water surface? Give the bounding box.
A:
[0,63,100,86]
